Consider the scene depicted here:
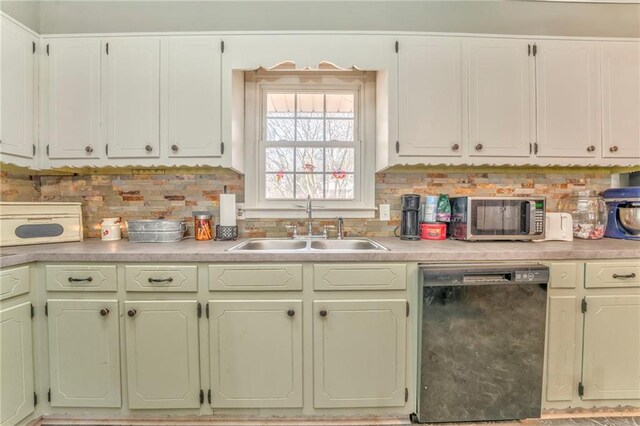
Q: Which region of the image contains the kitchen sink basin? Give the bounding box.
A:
[228,238,388,252]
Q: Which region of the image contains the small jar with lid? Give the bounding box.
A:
[558,190,608,239]
[193,212,213,241]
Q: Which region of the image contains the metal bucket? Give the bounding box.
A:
[126,220,187,243]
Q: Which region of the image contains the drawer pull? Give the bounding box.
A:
[319,309,328,318]
[612,273,636,279]
[127,309,137,317]
[68,277,93,282]
[287,309,295,318]
[100,308,110,317]
[148,277,174,283]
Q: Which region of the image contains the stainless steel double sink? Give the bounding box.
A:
[228,238,389,252]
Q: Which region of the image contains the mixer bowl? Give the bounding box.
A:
[619,207,640,235]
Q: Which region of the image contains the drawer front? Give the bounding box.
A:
[0,265,30,300]
[313,264,406,291]
[548,262,582,289]
[208,264,302,291]
[125,265,198,292]
[585,261,640,288]
[46,265,117,292]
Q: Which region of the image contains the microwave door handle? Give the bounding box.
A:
[528,201,537,235]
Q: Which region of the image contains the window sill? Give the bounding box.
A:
[242,207,376,219]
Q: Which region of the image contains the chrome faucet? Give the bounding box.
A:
[306,195,314,237]
[336,217,344,239]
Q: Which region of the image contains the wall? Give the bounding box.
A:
[2,0,637,37]
[0,168,614,239]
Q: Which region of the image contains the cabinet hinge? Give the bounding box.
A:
[46,144,50,156]
[395,40,399,53]
[31,304,35,319]
[206,303,209,319]
[47,389,51,402]
[33,41,36,54]
[34,392,38,406]
[45,302,48,316]
[199,389,204,405]
[106,42,109,55]
[405,388,408,402]
[578,382,584,397]
[532,44,538,57]
[106,144,109,156]
[197,302,202,318]
[395,141,400,154]
[33,144,36,156]
[221,40,225,53]
[207,389,212,404]
[406,301,410,317]
[581,298,587,313]
[220,142,225,155]
[528,44,531,56]
[46,44,49,56]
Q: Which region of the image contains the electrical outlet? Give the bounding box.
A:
[236,203,245,220]
[379,204,391,221]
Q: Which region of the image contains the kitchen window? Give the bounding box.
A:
[244,70,376,218]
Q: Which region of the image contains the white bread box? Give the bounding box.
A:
[0,202,83,247]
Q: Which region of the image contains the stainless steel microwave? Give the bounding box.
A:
[449,197,546,241]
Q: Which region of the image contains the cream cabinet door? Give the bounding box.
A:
[124,300,201,409]
[0,16,37,159]
[313,299,406,408]
[582,295,640,400]
[104,38,160,158]
[468,38,533,158]
[0,303,34,426]
[47,300,121,407]
[601,42,640,159]
[0,265,30,301]
[209,300,303,408]
[168,37,222,158]
[535,40,600,158]
[45,38,102,159]
[545,296,578,402]
[398,37,463,157]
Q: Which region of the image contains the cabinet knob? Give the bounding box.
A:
[85,146,93,153]
[127,309,137,318]
[319,309,327,318]
[100,308,110,317]
[287,309,295,318]
[145,145,153,152]
[586,145,595,152]
[475,144,483,151]
[171,144,179,152]
[451,144,459,151]
[609,145,619,153]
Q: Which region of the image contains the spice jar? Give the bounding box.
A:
[194,212,213,241]
[558,191,608,240]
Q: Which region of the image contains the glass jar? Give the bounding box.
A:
[194,212,213,241]
[558,191,608,240]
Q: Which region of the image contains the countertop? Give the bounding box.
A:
[1,237,639,268]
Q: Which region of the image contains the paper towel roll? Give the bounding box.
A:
[219,194,236,227]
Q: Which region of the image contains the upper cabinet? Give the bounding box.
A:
[601,42,640,159]
[0,16,38,162]
[535,41,601,158]
[104,38,161,159]
[397,37,464,158]
[167,37,222,158]
[467,38,533,158]
[44,38,102,160]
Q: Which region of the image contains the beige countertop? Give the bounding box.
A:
[1,237,639,268]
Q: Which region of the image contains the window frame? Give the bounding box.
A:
[244,71,376,219]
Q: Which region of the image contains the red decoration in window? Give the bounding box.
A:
[332,169,347,180]
[276,170,285,182]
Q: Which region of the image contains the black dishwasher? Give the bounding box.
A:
[416,263,549,423]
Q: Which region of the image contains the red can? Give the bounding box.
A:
[420,223,447,240]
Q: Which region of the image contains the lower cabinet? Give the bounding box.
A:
[124,300,201,409]
[312,299,407,408]
[0,303,35,426]
[582,295,640,400]
[46,300,121,407]
[209,300,303,408]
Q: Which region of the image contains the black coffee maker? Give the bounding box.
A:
[400,194,421,240]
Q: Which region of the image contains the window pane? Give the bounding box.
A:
[296,119,324,141]
[326,119,354,141]
[266,118,295,142]
[325,148,355,173]
[295,174,324,199]
[326,94,354,118]
[267,93,295,117]
[326,173,354,199]
[266,147,294,172]
[297,93,324,118]
[266,173,294,199]
[295,147,323,173]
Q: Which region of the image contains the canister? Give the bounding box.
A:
[420,223,447,240]
[101,217,122,241]
[194,212,213,241]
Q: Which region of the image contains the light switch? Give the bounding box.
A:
[379,204,391,221]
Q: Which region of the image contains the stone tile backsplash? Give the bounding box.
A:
[0,168,613,239]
